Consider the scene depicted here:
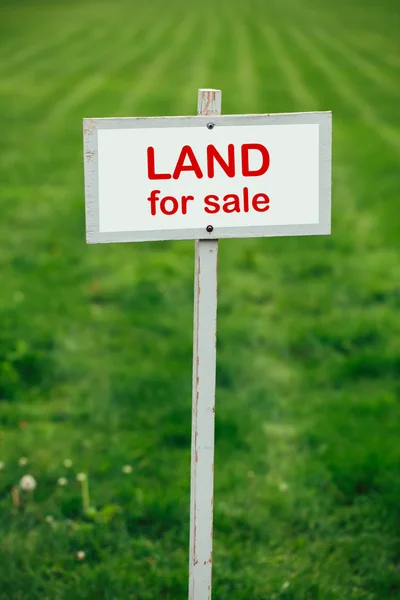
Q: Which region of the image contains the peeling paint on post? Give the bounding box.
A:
[188,89,221,600]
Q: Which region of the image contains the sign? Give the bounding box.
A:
[84,111,331,244]
[83,89,332,600]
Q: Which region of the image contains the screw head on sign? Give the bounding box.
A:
[207,123,214,130]
[206,225,213,233]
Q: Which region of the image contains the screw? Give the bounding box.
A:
[207,123,214,130]
[206,225,213,233]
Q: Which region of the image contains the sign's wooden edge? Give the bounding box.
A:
[83,112,332,244]
[86,225,330,244]
[84,111,331,130]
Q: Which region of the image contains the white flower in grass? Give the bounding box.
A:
[278,481,289,492]
[63,459,73,468]
[0,461,5,470]
[76,550,86,561]
[19,474,37,491]
[18,457,28,467]
[76,472,87,482]
[282,581,290,591]
[122,465,133,474]
[57,477,68,486]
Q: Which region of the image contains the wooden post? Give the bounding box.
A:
[188,89,221,600]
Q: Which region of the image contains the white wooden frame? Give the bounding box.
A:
[84,111,332,244]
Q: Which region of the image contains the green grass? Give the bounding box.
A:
[0,0,400,598]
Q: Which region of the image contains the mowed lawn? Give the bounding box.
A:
[0,0,400,598]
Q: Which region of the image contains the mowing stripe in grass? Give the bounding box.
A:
[289,26,400,154]
[255,23,316,111]
[200,14,240,115]
[347,35,400,70]
[275,0,400,72]
[42,14,176,130]
[313,29,400,97]
[27,13,156,120]
[345,31,400,58]
[226,6,260,113]
[0,24,127,114]
[116,15,196,115]
[381,54,400,69]
[181,16,219,112]
[283,0,400,51]
[229,9,290,114]
[0,19,91,77]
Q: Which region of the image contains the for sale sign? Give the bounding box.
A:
[84,112,331,243]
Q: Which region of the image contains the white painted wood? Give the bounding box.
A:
[83,111,332,244]
[188,90,221,600]
[197,88,222,116]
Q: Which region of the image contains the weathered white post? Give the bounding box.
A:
[188,89,221,600]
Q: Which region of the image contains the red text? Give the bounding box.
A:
[147,143,270,180]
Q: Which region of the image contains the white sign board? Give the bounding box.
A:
[84,112,331,243]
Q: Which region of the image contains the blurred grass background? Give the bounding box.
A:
[0,0,399,598]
